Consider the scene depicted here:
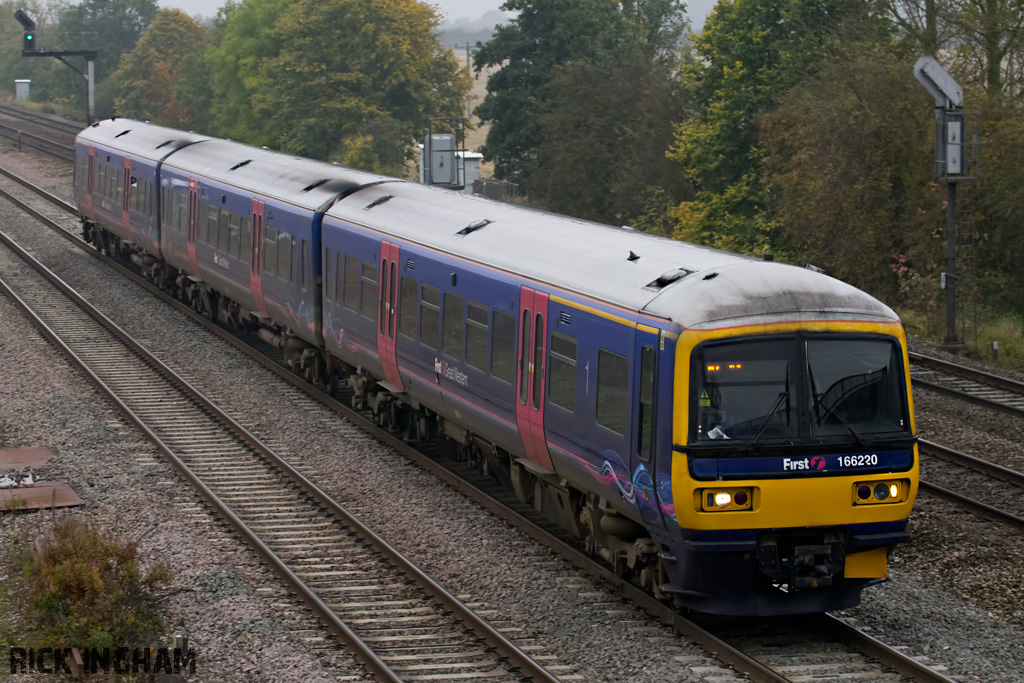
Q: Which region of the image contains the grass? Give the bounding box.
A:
[902,306,1024,370]
[19,517,171,651]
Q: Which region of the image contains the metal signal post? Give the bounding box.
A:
[14,8,98,124]
[914,56,976,348]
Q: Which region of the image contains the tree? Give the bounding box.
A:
[206,0,469,175]
[113,9,208,126]
[525,0,690,227]
[667,0,884,255]
[57,0,158,83]
[761,39,942,301]
[473,0,628,183]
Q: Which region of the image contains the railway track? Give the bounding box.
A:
[0,223,564,681]
[0,154,964,681]
[910,351,1024,418]
[0,102,83,136]
[0,120,75,161]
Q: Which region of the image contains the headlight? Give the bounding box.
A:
[852,479,907,505]
[699,487,754,512]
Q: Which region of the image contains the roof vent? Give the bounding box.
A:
[457,219,493,236]
[114,130,131,138]
[365,195,394,210]
[703,272,719,281]
[229,159,252,171]
[155,140,172,149]
[628,251,640,262]
[559,311,572,325]
[805,263,825,273]
[645,268,693,289]
[302,178,329,192]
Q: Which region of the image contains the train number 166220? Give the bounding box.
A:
[839,454,878,468]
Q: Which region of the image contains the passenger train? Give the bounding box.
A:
[74,119,919,616]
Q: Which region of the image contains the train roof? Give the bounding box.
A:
[329,182,898,329]
[76,118,209,160]
[160,138,395,212]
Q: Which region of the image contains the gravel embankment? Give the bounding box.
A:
[4,140,1024,681]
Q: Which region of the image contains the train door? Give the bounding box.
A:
[249,199,268,317]
[121,157,131,233]
[376,241,404,390]
[515,286,554,471]
[186,179,200,277]
[633,326,666,529]
[86,147,94,213]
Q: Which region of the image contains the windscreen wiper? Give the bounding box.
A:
[814,393,866,447]
[743,391,789,453]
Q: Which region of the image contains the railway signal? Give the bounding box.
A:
[12,8,98,124]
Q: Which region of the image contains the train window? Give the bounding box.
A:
[227,212,240,257]
[420,284,440,349]
[343,254,359,310]
[692,340,795,442]
[264,226,278,276]
[361,261,378,320]
[176,192,188,232]
[115,169,123,204]
[518,310,530,404]
[548,332,577,412]
[219,210,230,252]
[240,216,251,264]
[336,253,345,306]
[532,314,544,409]
[466,301,488,371]
[194,201,206,242]
[807,339,906,437]
[491,311,515,384]
[324,248,333,300]
[278,233,292,281]
[638,345,655,461]
[597,350,629,436]
[399,277,418,338]
[97,165,105,195]
[442,293,464,360]
[301,240,308,290]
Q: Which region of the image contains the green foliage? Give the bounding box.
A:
[761,36,943,300]
[473,0,629,183]
[524,2,689,225]
[205,0,468,174]
[57,0,158,83]
[668,0,879,255]
[113,9,209,125]
[27,518,170,648]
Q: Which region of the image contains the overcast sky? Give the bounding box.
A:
[160,0,719,31]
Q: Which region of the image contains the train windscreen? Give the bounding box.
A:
[691,335,908,445]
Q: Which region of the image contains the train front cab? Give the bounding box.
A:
[666,319,919,616]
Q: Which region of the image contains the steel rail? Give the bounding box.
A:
[0,163,77,213]
[816,614,960,683]
[0,220,561,682]
[0,102,84,136]
[911,351,1024,419]
[920,438,1024,489]
[0,122,75,161]
[0,160,964,683]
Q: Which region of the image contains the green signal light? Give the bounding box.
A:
[26,34,33,40]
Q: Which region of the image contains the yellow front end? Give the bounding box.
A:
[669,320,918,591]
